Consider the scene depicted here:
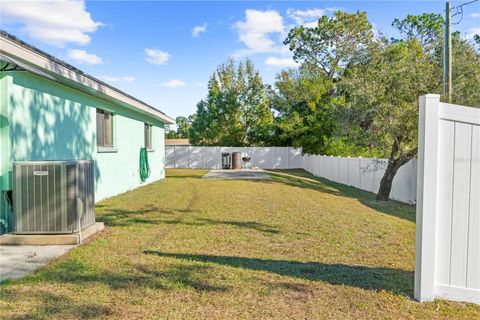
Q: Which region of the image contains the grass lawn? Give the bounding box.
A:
[1,169,479,319]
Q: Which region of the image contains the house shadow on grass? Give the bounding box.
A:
[264,170,415,223]
[1,258,227,318]
[144,251,414,297]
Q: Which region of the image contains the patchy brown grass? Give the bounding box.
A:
[0,169,478,319]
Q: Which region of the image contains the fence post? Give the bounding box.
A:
[414,94,441,302]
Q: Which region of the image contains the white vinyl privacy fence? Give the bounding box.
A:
[302,156,417,204]
[415,95,480,305]
[166,146,417,203]
[166,146,304,170]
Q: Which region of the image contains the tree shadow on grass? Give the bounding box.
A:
[24,258,227,292]
[1,289,112,320]
[97,205,280,234]
[264,170,415,223]
[144,251,414,297]
[195,218,280,234]
[96,205,190,227]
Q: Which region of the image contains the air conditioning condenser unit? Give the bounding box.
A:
[13,160,95,234]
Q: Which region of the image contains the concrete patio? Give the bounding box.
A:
[0,245,76,282]
[202,169,272,180]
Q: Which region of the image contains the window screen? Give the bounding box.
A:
[96,109,114,147]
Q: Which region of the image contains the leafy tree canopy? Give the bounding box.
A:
[165,116,192,139]
[285,11,374,80]
[391,13,444,50]
[189,59,274,146]
[272,65,335,154]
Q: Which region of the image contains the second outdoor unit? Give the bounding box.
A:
[13,160,95,234]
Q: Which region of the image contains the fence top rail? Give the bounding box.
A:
[439,102,480,125]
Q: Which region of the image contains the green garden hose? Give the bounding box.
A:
[139,147,151,182]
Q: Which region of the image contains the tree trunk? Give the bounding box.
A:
[376,139,418,201]
[376,158,402,201]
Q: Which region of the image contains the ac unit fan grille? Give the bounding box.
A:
[13,161,95,234]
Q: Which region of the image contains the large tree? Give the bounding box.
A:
[165,116,192,139]
[274,11,374,154]
[271,65,336,154]
[341,39,439,200]
[341,13,479,201]
[448,33,480,107]
[285,11,374,81]
[392,13,444,51]
[189,59,274,146]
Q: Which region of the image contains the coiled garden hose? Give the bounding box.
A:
[139,147,151,182]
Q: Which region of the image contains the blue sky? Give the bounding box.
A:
[1,1,479,120]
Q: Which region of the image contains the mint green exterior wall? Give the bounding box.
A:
[0,73,11,230]
[0,71,166,230]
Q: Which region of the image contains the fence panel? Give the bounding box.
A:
[289,147,303,168]
[415,94,480,305]
[203,147,219,169]
[359,158,376,193]
[348,158,361,188]
[339,158,349,185]
[165,146,175,168]
[166,147,300,170]
[189,147,203,169]
[165,146,416,203]
[273,147,289,169]
[173,146,189,168]
[390,160,417,204]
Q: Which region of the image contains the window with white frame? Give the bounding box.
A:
[96,109,114,147]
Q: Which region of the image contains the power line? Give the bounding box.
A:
[444,0,478,101]
[450,0,479,25]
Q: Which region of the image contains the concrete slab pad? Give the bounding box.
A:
[0,244,75,282]
[202,169,272,180]
[0,222,104,245]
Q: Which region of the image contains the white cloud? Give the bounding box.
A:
[98,75,135,82]
[471,13,480,18]
[145,48,170,65]
[1,0,101,46]
[265,57,298,68]
[233,9,285,56]
[303,21,319,29]
[192,23,207,37]
[67,49,102,64]
[161,79,186,88]
[287,8,326,26]
[465,27,480,39]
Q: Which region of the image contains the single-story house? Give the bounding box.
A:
[0,31,174,232]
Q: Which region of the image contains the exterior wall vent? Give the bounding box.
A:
[13,160,95,234]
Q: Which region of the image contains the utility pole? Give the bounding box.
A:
[444,1,452,102]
